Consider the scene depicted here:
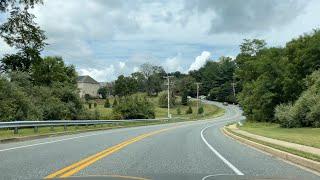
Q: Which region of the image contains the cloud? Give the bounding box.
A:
[77,65,115,82]
[163,54,184,72]
[188,51,211,71]
[133,66,139,73]
[183,0,308,34]
[119,61,126,69]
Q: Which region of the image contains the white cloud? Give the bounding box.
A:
[188,51,211,71]
[119,61,126,69]
[163,54,184,72]
[78,65,115,82]
[133,66,139,72]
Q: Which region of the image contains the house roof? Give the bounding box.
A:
[77,75,99,84]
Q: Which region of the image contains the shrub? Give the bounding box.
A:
[181,90,188,105]
[177,107,181,115]
[113,94,155,119]
[198,106,204,114]
[104,98,110,108]
[113,98,118,107]
[84,94,91,102]
[158,91,176,108]
[88,100,94,109]
[186,106,193,114]
[275,70,320,128]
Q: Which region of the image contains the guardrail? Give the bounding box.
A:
[0,118,173,134]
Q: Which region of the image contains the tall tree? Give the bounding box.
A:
[140,63,166,95]
[0,0,46,72]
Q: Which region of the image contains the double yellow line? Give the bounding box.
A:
[45,126,177,179]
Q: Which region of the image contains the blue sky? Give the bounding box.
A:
[1,0,320,81]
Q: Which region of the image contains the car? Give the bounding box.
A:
[223,102,229,106]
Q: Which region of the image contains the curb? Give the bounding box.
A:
[222,126,320,173]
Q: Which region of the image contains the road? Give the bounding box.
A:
[0,101,319,180]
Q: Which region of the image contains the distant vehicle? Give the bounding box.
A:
[223,102,229,106]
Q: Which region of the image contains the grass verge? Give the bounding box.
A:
[89,95,225,120]
[225,127,320,162]
[239,122,320,149]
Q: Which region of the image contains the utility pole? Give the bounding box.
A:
[195,82,201,111]
[164,75,173,118]
[232,75,236,105]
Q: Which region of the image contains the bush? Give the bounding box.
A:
[186,106,193,114]
[158,91,176,108]
[177,107,181,115]
[84,94,91,102]
[113,98,118,107]
[104,98,110,108]
[181,90,188,105]
[88,100,94,109]
[113,94,155,119]
[198,106,204,114]
[275,70,320,127]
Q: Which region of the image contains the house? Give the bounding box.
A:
[77,75,100,98]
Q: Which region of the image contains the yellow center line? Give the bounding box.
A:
[45,126,178,179]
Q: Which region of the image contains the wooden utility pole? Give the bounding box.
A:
[164,75,173,118]
[195,82,201,111]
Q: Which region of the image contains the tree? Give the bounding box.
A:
[0,76,40,121]
[158,91,176,108]
[114,75,138,97]
[113,94,155,119]
[104,98,110,108]
[275,70,320,128]
[98,86,109,99]
[113,98,118,107]
[0,8,46,72]
[198,106,204,114]
[176,107,181,115]
[186,106,193,114]
[31,56,77,86]
[140,63,166,95]
[0,0,43,12]
[131,71,146,92]
[181,89,188,105]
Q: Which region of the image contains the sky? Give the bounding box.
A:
[1,0,320,82]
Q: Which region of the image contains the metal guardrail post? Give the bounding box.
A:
[14,127,18,134]
[50,126,54,131]
[64,124,67,130]
[34,126,38,133]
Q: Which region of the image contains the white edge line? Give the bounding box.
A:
[201,123,244,175]
[0,131,109,152]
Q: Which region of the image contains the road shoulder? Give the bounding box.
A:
[222,124,320,173]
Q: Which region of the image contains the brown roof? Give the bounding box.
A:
[77,75,99,84]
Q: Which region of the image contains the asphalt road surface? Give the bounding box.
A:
[0,101,319,180]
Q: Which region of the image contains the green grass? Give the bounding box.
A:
[239,121,320,148]
[88,94,224,120]
[226,127,320,162]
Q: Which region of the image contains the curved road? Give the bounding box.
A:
[0,101,319,179]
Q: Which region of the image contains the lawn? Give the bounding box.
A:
[239,122,320,148]
[89,95,224,120]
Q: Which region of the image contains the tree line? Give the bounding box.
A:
[0,0,93,121]
[235,31,320,127]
